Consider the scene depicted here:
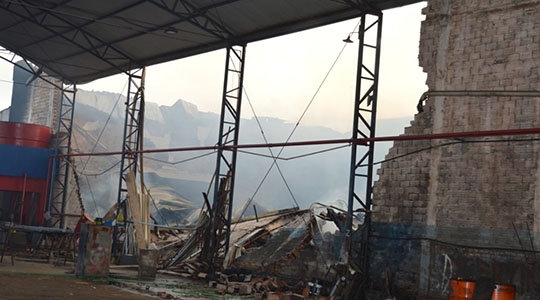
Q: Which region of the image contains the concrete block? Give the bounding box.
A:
[75,224,113,277]
[138,249,158,280]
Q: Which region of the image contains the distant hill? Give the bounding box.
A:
[72,89,412,224]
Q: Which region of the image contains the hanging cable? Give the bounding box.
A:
[363,136,540,167]
[0,77,61,89]
[228,22,359,270]
[241,87,302,209]
[237,144,350,161]
[72,81,128,217]
[234,29,354,224]
[66,159,121,176]
[70,134,100,217]
[144,151,215,165]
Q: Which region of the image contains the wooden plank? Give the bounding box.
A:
[126,171,147,250]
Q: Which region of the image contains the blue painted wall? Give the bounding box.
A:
[369,222,540,299]
[0,144,54,179]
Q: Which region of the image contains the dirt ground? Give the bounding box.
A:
[0,273,158,299]
[0,258,158,300]
[0,257,240,300]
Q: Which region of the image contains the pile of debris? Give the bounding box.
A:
[148,202,361,299]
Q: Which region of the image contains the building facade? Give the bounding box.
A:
[371,1,540,298]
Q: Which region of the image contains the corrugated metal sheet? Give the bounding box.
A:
[0,0,422,84]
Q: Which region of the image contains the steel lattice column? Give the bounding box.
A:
[346,11,383,293]
[115,68,145,254]
[207,44,246,273]
[48,83,76,228]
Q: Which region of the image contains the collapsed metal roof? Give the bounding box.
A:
[0,0,422,84]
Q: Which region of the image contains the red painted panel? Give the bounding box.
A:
[0,175,47,192]
[0,121,52,148]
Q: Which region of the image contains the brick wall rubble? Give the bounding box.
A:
[371,1,540,299]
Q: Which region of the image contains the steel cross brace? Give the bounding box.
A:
[346,11,383,297]
[0,0,136,82]
[0,0,236,82]
[149,0,236,40]
[0,50,63,90]
[206,44,246,275]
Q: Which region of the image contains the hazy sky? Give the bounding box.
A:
[0,3,427,133]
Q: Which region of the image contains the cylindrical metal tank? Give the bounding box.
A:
[0,121,53,226]
[0,121,52,148]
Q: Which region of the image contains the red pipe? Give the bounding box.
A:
[19,173,27,224]
[367,127,540,142]
[36,192,46,226]
[55,127,540,158]
[50,213,83,218]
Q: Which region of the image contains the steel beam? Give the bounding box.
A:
[0,1,136,82]
[0,50,63,90]
[346,11,383,298]
[206,44,246,275]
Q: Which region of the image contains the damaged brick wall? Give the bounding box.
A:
[26,75,62,129]
[371,0,540,298]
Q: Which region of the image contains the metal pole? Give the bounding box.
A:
[208,44,246,276]
[114,67,145,256]
[346,11,383,298]
[47,83,76,228]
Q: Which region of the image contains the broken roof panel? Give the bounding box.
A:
[0,0,423,84]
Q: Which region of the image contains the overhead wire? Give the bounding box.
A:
[66,159,121,177]
[144,151,215,165]
[237,144,351,161]
[360,136,540,168]
[240,85,303,212]
[234,24,355,224]
[370,233,540,254]
[73,81,128,217]
[228,20,360,270]
[70,134,100,216]
[0,77,61,89]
